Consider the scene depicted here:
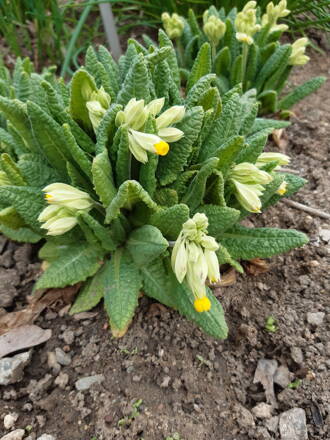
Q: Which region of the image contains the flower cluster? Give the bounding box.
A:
[115,98,185,163]
[38,183,93,236]
[289,38,310,66]
[203,11,226,47]
[171,213,221,313]
[261,0,290,33]
[85,86,111,132]
[161,12,184,39]
[235,1,261,45]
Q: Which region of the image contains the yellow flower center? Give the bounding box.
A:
[154,141,169,156]
[45,194,53,201]
[194,296,211,313]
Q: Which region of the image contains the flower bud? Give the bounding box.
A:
[276,181,288,195]
[204,249,220,283]
[231,162,273,185]
[43,215,78,236]
[256,152,290,167]
[120,98,148,130]
[161,12,184,40]
[232,180,263,213]
[235,4,261,45]
[145,98,165,116]
[42,183,93,210]
[157,127,184,143]
[203,15,226,47]
[156,106,185,130]
[86,100,107,131]
[289,38,310,65]
[193,213,209,232]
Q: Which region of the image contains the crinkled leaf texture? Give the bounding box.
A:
[220,225,308,260]
[35,243,104,290]
[104,248,142,337]
[142,258,228,339]
[127,225,168,267]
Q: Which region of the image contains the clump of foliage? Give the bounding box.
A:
[0,40,308,339]
[157,1,326,114]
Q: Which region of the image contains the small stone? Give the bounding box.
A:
[0,429,25,440]
[234,403,255,428]
[265,416,279,433]
[307,312,325,326]
[36,436,56,440]
[47,352,61,374]
[279,408,308,440]
[132,375,141,383]
[36,415,46,428]
[22,403,33,412]
[0,352,31,385]
[274,365,291,388]
[0,250,14,268]
[75,374,104,391]
[290,347,304,365]
[61,330,74,345]
[160,376,171,388]
[319,229,330,242]
[252,403,273,419]
[3,413,19,430]
[55,348,71,366]
[0,268,20,307]
[54,372,69,389]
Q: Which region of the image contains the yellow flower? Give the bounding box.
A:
[277,181,288,195]
[171,213,221,312]
[38,205,78,236]
[261,0,290,32]
[86,86,111,131]
[235,2,261,45]
[256,152,290,168]
[203,13,226,47]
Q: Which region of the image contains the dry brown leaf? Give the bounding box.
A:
[0,284,80,336]
[0,325,52,359]
[272,128,288,152]
[245,258,270,276]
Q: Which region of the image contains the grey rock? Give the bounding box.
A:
[75,374,104,391]
[160,375,171,388]
[55,347,71,366]
[274,365,291,388]
[253,359,278,407]
[61,330,74,345]
[279,408,308,440]
[47,352,61,374]
[0,250,14,268]
[0,269,20,307]
[265,416,279,433]
[307,312,325,326]
[36,436,56,440]
[0,236,7,253]
[252,402,273,419]
[0,352,31,385]
[0,429,25,440]
[319,229,330,242]
[27,374,53,401]
[290,346,304,365]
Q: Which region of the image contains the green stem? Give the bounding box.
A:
[241,43,249,91]
[211,43,217,64]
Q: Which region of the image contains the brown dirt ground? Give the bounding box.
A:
[0,47,329,440]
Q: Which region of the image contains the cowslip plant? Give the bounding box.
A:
[0,41,308,339]
[158,1,326,115]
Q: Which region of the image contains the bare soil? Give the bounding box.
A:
[0,49,329,440]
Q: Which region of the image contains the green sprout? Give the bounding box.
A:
[265,316,278,333]
[288,379,302,389]
[118,399,143,427]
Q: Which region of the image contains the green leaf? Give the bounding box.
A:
[158,30,180,87]
[141,259,228,339]
[0,206,25,229]
[220,225,309,260]
[216,243,244,273]
[262,173,306,209]
[196,204,240,238]
[200,92,241,161]
[0,153,27,186]
[255,45,291,92]
[127,225,168,266]
[149,204,190,240]
[0,97,38,152]
[214,47,231,76]
[236,129,270,164]
[214,136,245,175]
[187,42,212,91]
[0,224,42,243]
[186,74,217,109]
[69,69,97,132]
[69,263,109,315]
[251,118,290,133]
[115,126,131,186]
[105,180,158,224]
[35,243,104,290]
[182,157,219,211]
[258,90,278,114]
[78,211,117,252]
[278,76,326,110]
[27,101,70,180]
[92,151,116,207]
[104,248,142,336]
[62,123,92,179]
[157,106,204,186]
[116,54,151,106]
[95,103,122,154]
[0,186,44,232]
[153,188,178,207]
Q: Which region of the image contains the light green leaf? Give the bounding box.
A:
[92,151,116,207]
[187,42,212,91]
[149,204,190,240]
[127,225,168,266]
[69,69,97,132]
[196,204,240,238]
